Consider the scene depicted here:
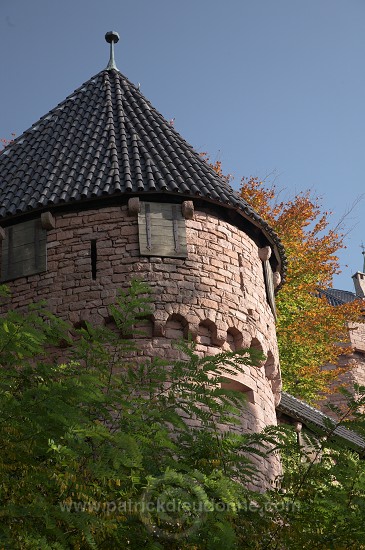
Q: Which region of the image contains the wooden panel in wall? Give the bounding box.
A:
[1,219,47,281]
[138,202,187,258]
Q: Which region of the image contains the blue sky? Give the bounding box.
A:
[1,0,364,291]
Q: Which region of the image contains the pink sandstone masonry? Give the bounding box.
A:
[349,321,365,354]
[1,203,282,487]
[321,322,365,417]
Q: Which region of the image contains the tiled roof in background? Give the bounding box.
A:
[278,391,365,450]
[318,288,358,307]
[0,68,285,273]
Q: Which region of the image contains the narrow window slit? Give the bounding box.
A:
[91,239,97,280]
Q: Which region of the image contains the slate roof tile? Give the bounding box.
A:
[0,67,286,273]
[319,288,358,307]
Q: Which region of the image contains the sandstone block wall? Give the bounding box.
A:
[320,321,365,417]
[321,352,365,418]
[1,203,282,486]
[349,322,365,353]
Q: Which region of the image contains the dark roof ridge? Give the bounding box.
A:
[278,391,365,450]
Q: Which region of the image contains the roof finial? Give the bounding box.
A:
[361,243,365,273]
[105,31,120,71]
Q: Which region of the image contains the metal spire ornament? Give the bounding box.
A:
[105,31,120,71]
[361,243,365,273]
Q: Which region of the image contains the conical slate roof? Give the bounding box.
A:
[0,65,285,273]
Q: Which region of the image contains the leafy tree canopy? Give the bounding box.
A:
[239,176,363,402]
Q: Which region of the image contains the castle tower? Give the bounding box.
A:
[0,34,286,486]
[319,254,365,416]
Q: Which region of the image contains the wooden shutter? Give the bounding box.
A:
[1,219,47,281]
[263,259,277,319]
[138,202,187,258]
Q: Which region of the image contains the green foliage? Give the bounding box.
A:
[238,177,364,403]
[232,389,365,550]
[2,281,365,548]
[0,281,274,549]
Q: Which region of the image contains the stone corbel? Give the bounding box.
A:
[273,271,281,289]
[188,322,199,342]
[153,310,169,337]
[181,200,194,220]
[153,321,165,337]
[41,211,55,230]
[272,379,283,406]
[128,197,141,216]
[0,227,5,240]
[258,246,272,262]
[294,421,302,433]
[212,330,226,347]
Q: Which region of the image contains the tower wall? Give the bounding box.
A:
[1,202,282,487]
[321,322,365,417]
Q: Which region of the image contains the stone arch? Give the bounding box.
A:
[263,350,282,405]
[72,309,103,329]
[151,309,168,337]
[249,336,266,367]
[73,318,88,331]
[264,350,276,380]
[225,315,240,332]
[103,313,155,339]
[226,327,243,351]
[197,320,214,346]
[134,316,154,339]
[271,378,282,405]
[221,377,255,404]
[250,336,263,352]
[197,319,223,347]
[226,318,251,347]
[165,313,189,340]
